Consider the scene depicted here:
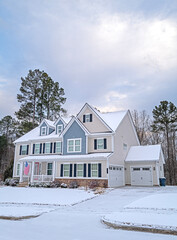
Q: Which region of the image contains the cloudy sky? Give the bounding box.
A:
[0,0,177,119]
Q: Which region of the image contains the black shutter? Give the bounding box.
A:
[26,145,29,155]
[19,145,22,155]
[94,139,97,150]
[90,114,92,122]
[98,163,102,177]
[54,142,56,153]
[50,143,53,153]
[40,143,42,154]
[43,143,45,153]
[33,144,35,154]
[104,138,107,149]
[88,163,91,177]
[83,115,85,123]
[84,164,87,177]
[60,164,63,177]
[74,164,77,177]
[70,164,72,177]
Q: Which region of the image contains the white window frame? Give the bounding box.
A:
[55,141,62,153]
[34,143,40,154]
[91,163,98,177]
[16,163,20,176]
[45,142,50,154]
[123,143,127,150]
[47,162,53,175]
[57,124,63,134]
[41,126,47,136]
[67,138,82,153]
[77,164,84,177]
[21,145,27,155]
[97,138,104,150]
[85,114,91,123]
[63,164,70,177]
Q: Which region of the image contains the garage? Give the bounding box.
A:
[109,165,124,187]
[131,166,153,186]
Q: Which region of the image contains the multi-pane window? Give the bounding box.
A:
[123,143,127,150]
[21,145,28,155]
[16,164,20,176]
[56,142,62,153]
[91,164,98,177]
[41,126,47,135]
[63,164,70,177]
[45,143,50,154]
[47,163,53,175]
[77,164,83,177]
[57,125,63,134]
[97,139,104,149]
[67,139,81,153]
[34,143,40,154]
[85,114,90,122]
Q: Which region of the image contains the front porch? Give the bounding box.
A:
[19,161,56,183]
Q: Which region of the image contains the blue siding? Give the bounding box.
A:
[49,128,54,134]
[55,120,64,134]
[40,122,48,136]
[63,121,86,155]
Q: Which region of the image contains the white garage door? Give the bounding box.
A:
[109,166,124,187]
[131,166,153,186]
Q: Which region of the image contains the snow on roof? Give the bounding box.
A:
[19,152,112,162]
[44,119,55,128]
[14,126,61,143]
[125,145,163,162]
[96,110,128,131]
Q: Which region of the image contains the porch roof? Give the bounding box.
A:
[19,152,112,162]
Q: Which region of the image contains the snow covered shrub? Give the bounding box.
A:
[88,180,99,189]
[69,181,78,188]
[50,181,60,188]
[4,178,19,186]
[61,183,67,188]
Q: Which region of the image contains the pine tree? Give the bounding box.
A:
[152,101,177,185]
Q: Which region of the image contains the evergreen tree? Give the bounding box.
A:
[152,101,177,185]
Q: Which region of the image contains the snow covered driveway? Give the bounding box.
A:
[0,186,177,240]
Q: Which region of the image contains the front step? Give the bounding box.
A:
[18,182,29,187]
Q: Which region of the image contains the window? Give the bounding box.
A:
[77,164,83,177]
[160,166,162,171]
[143,168,150,171]
[83,114,92,123]
[41,126,47,135]
[133,168,140,171]
[67,139,81,153]
[63,164,70,177]
[91,164,98,177]
[123,143,127,150]
[17,164,20,176]
[47,163,53,175]
[34,143,40,154]
[57,125,63,134]
[45,143,50,154]
[56,142,62,153]
[97,139,104,150]
[21,145,28,155]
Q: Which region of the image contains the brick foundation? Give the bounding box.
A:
[55,178,108,188]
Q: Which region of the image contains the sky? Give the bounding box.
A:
[0,0,177,119]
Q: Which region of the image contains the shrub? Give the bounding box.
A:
[88,180,99,189]
[4,178,19,186]
[61,183,67,188]
[69,181,78,188]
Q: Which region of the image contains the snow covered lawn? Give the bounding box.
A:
[103,193,177,234]
[0,186,95,205]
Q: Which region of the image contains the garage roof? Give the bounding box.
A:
[125,144,164,163]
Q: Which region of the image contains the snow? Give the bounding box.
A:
[19,152,111,162]
[1,186,177,240]
[125,145,163,162]
[0,187,95,205]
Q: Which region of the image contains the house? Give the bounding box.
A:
[13,103,165,187]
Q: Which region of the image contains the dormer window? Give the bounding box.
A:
[41,126,47,135]
[57,124,63,134]
[83,114,92,123]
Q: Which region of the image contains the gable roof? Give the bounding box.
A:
[54,116,71,126]
[125,144,164,163]
[40,119,55,129]
[61,116,90,136]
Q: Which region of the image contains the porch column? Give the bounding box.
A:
[53,161,56,181]
[19,162,23,183]
[31,161,35,183]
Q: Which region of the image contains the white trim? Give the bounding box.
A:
[57,124,63,134]
[55,141,62,154]
[44,142,51,154]
[63,163,70,178]
[67,138,82,153]
[86,135,88,154]
[156,162,160,186]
